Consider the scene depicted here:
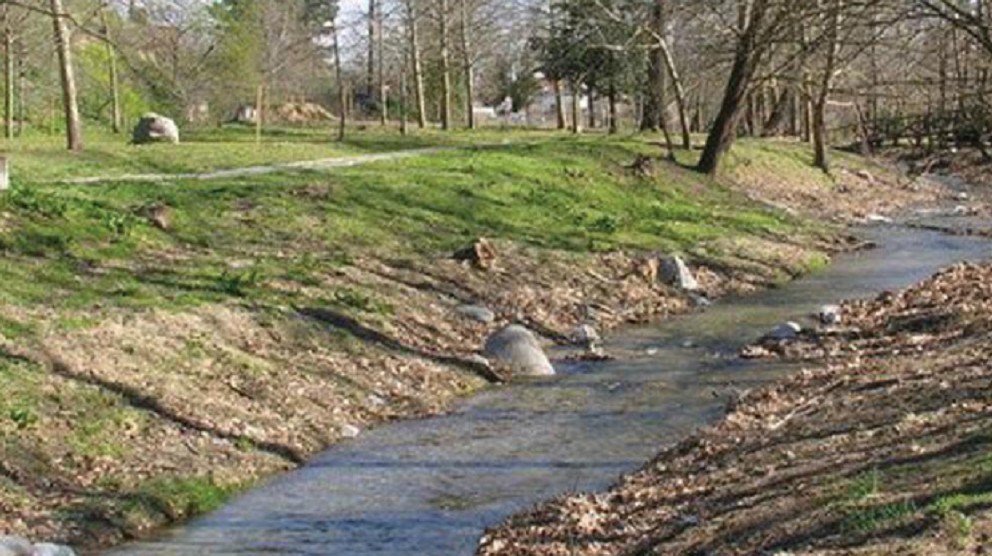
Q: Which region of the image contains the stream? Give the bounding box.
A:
[107,225,991,556]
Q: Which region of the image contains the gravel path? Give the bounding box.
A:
[61,146,458,185]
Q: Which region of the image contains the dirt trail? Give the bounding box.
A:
[61,146,457,185]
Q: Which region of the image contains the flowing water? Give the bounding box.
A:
[108,225,990,556]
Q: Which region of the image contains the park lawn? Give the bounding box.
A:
[0,134,828,314]
[0,124,560,184]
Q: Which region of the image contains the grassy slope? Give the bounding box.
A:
[0,128,879,546]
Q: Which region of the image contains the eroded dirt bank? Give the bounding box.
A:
[478,261,992,555]
[0,141,949,550]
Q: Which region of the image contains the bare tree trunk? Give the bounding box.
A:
[813,0,841,173]
[15,37,23,137]
[608,82,618,134]
[554,79,566,129]
[640,0,665,131]
[587,88,596,129]
[459,0,474,129]
[658,38,691,149]
[377,3,387,126]
[405,0,427,128]
[571,81,582,134]
[50,0,82,151]
[697,0,769,175]
[101,9,122,134]
[2,5,12,140]
[400,63,408,135]
[438,0,451,130]
[366,0,376,102]
[333,18,346,141]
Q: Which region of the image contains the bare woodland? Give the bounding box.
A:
[0,0,990,174]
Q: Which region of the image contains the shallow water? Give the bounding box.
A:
[107,226,990,556]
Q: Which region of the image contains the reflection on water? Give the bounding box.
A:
[108,226,990,556]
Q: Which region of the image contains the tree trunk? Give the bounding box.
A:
[587,88,596,129]
[813,0,841,173]
[608,82,618,134]
[658,37,692,149]
[400,63,409,135]
[438,0,451,130]
[333,18,346,141]
[50,0,82,151]
[101,9,122,134]
[571,81,582,134]
[640,0,665,131]
[405,0,427,128]
[3,5,12,140]
[554,79,566,129]
[696,0,769,175]
[459,0,474,129]
[366,0,376,101]
[377,3,387,126]
[15,38,23,137]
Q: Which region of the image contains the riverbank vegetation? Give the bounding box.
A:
[0,128,938,548]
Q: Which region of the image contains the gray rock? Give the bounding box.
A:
[765,321,802,341]
[132,113,180,145]
[865,213,893,225]
[31,544,76,556]
[483,324,555,376]
[688,292,711,307]
[659,255,699,291]
[339,424,360,439]
[572,324,601,349]
[855,169,875,184]
[0,537,32,556]
[817,304,842,325]
[455,304,495,324]
[954,191,970,201]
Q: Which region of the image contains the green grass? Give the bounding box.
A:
[0,134,824,318]
[0,125,558,184]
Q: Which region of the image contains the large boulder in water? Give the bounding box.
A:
[132,113,180,145]
[483,324,555,377]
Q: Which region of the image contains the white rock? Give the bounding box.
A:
[339,424,360,438]
[32,544,76,556]
[865,214,893,225]
[659,255,699,291]
[0,537,32,556]
[455,304,495,324]
[483,324,555,376]
[954,191,970,201]
[765,321,802,341]
[132,113,180,144]
[952,205,972,216]
[817,304,842,325]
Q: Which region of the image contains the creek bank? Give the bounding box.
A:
[0,141,948,552]
[478,261,992,555]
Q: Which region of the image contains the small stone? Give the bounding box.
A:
[144,203,173,231]
[453,238,498,270]
[688,292,711,307]
[572,324,602,349]
[866,213,893,225]
[645,348,659,356]
[855,169,875,184]
[455,304,495,324]
[659,255,699,291]
[32,544,76,556]
[954,191,970,201]
[764,321,802,341]
[483,324,555,376]
[340,424,360,438]
[817,304,842,325]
